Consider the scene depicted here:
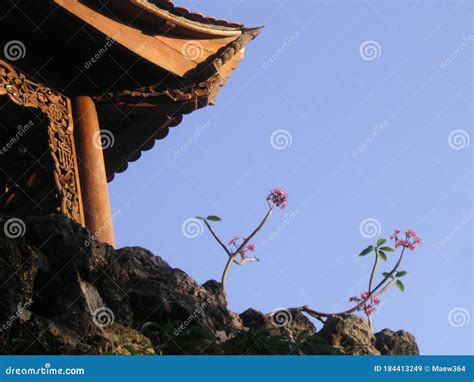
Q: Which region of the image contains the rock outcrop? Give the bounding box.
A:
[318,315,381,355]
[375,329,420,355]
[0,214,419,355]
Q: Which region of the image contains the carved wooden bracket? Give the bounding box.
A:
[0,59,84,225]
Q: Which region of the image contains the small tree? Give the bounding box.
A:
[294,229,422,327]
[197,189,287,293]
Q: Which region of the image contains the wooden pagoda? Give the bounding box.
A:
[0,0,260,246]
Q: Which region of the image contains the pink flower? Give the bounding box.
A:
[266,188,288,209]
[239,250,247,260]
[350,291,380,317]
[247,243,255,252]
[390,229,401,240]
[391,228,421,252]
[228,236,239,246]
[364,305,375,316]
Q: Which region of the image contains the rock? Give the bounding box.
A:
[0,214,237,354]
[375,329,420,355]
[318,315,380,355]
[283,308,317,337]
[239,308,316,337]
[108,247,234,333]
[240,308,273,329]
[11,314,154,355]
[0,230,41,353]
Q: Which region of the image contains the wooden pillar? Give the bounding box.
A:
[73,96,115,247]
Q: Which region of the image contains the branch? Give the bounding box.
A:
[202,219,231,257]
[366,249,379,328]
[235,206,273,254]
[221,255,234,293]
[368,249,379,295]
[371,278,397,299]
[233,257,259,266]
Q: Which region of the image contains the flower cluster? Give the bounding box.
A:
[349,291,380,316]
[266,188,288,209]
[390,229,422,251]
[228,236,255,259]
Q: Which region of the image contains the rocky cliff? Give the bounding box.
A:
[0,214,419,355]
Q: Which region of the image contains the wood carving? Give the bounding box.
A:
[0,59,84,225]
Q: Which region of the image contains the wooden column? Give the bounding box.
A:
[73,96,115,247]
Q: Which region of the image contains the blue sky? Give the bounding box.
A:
[109,0,473,355]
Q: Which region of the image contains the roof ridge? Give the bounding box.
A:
[142,0,245,30]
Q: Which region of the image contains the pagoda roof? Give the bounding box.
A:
[0,0,261,180]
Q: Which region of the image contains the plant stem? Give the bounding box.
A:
[221,255,235,293]
[372,278,397,299]
[235,207,273,254]
[368,249,379,296]
[203,219,231,257]
[233,257,259,266]
[367,249,380,329]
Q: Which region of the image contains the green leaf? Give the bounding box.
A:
[206,216,222,222]
[395,279,405,292]
[379,246,395,252]
[195,216,205,220]
[377,251,387,261]
[358,245,374,257]
[376,238,386,246]
[396,271,407,278]
[382,272,394,279]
